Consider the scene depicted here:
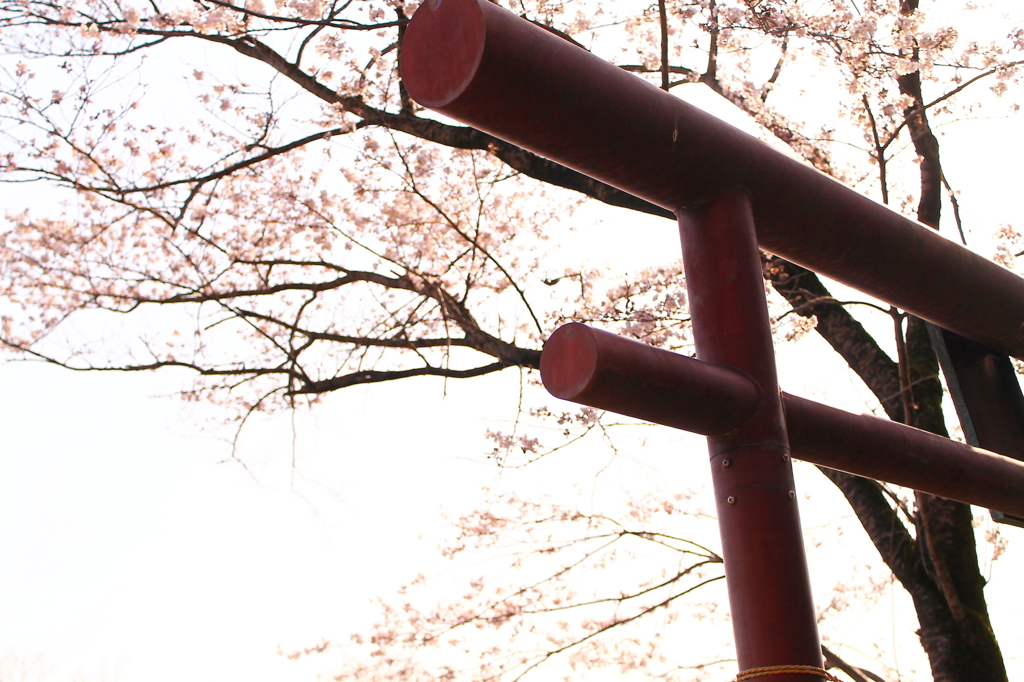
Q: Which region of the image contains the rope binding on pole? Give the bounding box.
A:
[735,665,841,681]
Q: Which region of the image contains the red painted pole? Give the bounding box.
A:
[782,394,1024,518]
[540,323,1024,518]
[399,0,1024,358]
[678,191,821,681]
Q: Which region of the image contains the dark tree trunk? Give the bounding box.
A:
[763,20,1007,671]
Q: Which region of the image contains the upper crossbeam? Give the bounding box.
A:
[399,0,1024,358]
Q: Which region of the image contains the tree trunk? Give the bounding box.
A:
[762,46,1007,676]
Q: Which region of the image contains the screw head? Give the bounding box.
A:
[788,490,796,499]
[782,454,790,462]
[727,496,737,505]
[722,459,732,468]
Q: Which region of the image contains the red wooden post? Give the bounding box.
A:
[679,191,821,680]
[398,0,1024,674]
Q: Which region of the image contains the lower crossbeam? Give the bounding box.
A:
[542,322,1024,519]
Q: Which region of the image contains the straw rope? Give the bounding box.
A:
[735,665,841,682]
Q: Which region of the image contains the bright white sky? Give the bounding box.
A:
[0,358,532,681]
[2,27,1024,682]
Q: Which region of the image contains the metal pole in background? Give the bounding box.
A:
[678,191,821,680]
[927,323,1024,526]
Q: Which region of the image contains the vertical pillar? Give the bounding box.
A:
[678,191,823,680]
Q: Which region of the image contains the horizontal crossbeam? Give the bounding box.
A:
[400,0,1024,358]
[542,324,1024,518]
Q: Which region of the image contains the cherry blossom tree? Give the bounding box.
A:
[1,0,1022,679]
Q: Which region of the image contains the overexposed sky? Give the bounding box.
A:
[0,358,535,681]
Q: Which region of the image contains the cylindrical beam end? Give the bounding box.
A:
[539,322,599,401]
[541,323,760,436]
[399,0,487,108]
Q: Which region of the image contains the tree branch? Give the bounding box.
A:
[291,362,518,394]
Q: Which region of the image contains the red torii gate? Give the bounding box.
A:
[398,1,1024,679]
